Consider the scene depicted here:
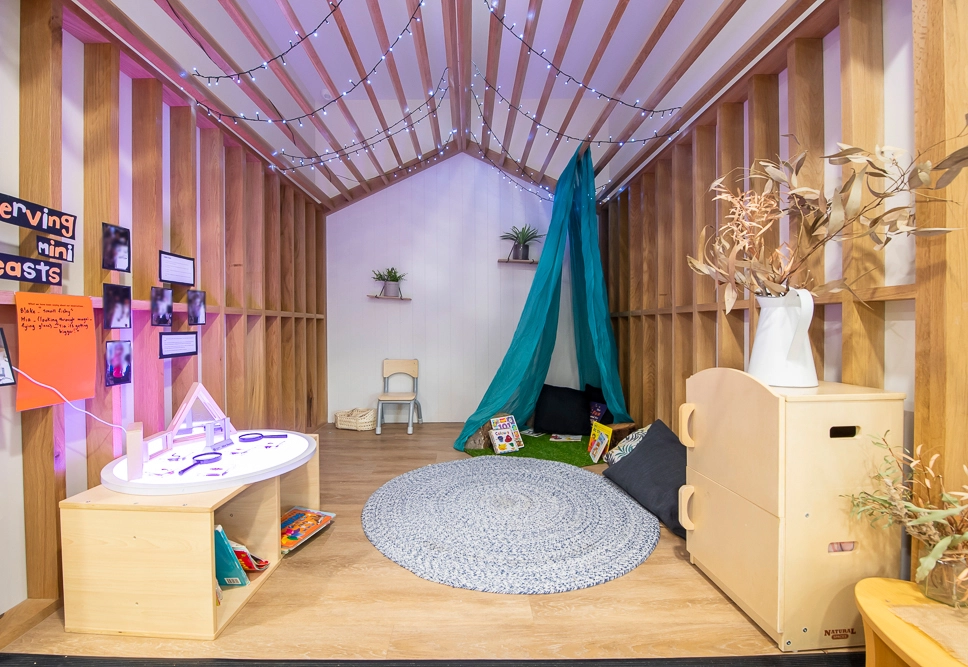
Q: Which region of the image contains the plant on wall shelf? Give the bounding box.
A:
[501,224,546,261]
[849,435,968,607]
[373,267,407,298]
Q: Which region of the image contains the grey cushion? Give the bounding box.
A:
[603,419,687,538]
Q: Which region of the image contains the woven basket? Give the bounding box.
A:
[335,408,378,431]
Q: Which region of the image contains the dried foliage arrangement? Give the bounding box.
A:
[688,125,968,312]
[849,435,967,602]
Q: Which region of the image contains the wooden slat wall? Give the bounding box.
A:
[7,11,329,626]
[602,0,947,458]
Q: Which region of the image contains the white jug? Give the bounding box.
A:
[747,288,818,388]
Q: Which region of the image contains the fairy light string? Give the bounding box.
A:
[472,63,681,148]
[483,0,680,117]
[193,1,428,127]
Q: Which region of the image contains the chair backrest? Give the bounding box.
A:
[383,359,418,379]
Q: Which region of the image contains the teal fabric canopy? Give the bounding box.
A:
[454,148,631,451]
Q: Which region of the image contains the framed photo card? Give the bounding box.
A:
[0,328,15,387]
[101,223,131,273]
[150,287,173,327]
[187,290,206,326]
[159,250,195,286]
[102,283,132,330]
[104,340,133,387]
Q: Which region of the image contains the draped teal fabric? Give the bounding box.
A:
[454,148,630,451]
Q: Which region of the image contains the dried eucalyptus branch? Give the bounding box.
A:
[689,123,968,313]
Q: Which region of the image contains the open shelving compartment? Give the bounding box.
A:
[59,436,319,641]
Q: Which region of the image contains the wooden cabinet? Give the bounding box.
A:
[678,368,903,652]
[59,435,319,640]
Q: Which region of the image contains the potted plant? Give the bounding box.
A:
[501,224,545,261]
[688,132,968,388]
[372,267,407,298]
[849,435,968,607]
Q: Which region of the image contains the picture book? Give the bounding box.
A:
[281,506,336,555]
[588,422,613,463]
[549,434,582,442]
[589,401,607,424]
[214,525,249,587]
[230,539,270,572]
[489,414,524,453]
[520,427,545,437]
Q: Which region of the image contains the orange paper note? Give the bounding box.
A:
[15,292,96,411]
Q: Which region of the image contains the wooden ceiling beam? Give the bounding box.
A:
[498,0,543,168]
[479,0,507,154]
[406,0,444,150]
[466,140,557,193]
[365,0,426,158]
[440,0,463,149]
[579,0,683,153]
[78,0,334,208]
[218,0,371,194]
[599,0,835,199]
[275,0,391,185]
[594,0,747,175]
[331,6,408,168]
[535,0,629,182]
[457,0,473,152]
[329,141,462,213]
[150,0,350,203]
[517,0,584,168]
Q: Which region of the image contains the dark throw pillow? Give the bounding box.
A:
[583,384,614,424]
[533,384,592,436]
[603,419,687,538]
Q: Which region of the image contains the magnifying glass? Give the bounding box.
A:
[238,432,289,443]
[178,452,222,475]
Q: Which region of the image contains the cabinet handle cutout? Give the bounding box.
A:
[829,426,859,439]
[828,541,856,553]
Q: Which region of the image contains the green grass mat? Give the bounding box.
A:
[465,432,597,467]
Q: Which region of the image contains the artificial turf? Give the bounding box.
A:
[464,431,597,467]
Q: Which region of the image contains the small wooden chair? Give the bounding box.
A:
[376,359,423,435]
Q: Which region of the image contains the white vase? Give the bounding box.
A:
[747,288,818,388]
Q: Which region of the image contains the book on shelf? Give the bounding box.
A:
[230,539,270,572]
[214,524,249,587]
[281,506,336,555]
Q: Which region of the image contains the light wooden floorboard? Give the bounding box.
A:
[4,422,788,660]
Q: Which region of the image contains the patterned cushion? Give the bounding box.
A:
[604,424,652,466]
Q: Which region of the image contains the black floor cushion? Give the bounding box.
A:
[603,419,687,538]
[533,384,592,436]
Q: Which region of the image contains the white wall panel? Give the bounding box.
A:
[327,152,578,424]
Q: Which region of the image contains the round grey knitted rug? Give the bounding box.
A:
[361,456,660,594]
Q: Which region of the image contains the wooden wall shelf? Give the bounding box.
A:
[498,258,538,264]
[368,295,412,301]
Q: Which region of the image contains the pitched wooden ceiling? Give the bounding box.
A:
[75,0,807,210]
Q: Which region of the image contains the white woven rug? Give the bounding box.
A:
[362,456,660,594]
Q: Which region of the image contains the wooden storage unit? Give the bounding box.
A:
[678,368,903,652]
[59,436,320,640]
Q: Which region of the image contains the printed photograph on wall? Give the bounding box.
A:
[102,283,132,330]
[150,286,173,327]
[104,340,132,387]
[101,223,131,273]
[187,290,206,326]
[0,328,15,387]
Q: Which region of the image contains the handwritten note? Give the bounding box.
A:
[15,292,96,411]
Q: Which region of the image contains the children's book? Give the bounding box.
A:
[230,539,270,572]
[214,525,249,587]
[589,401,607,424]
[281,507,336,555]
[489,415,524,453]
[549,434,582,442]
[520,427,545,437]
[588,422,613,463]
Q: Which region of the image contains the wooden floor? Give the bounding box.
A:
[5,423,790,660]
